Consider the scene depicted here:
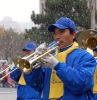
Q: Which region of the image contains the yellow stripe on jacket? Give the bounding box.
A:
[49,42,79,99]
[18,72,26,85]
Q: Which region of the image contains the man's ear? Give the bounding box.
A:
[72,32,76,40]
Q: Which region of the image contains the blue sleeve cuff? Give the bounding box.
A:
[54,62,61,71]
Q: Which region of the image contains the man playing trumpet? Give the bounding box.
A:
[35,17,96,100]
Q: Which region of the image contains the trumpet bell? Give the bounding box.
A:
[19,59,32,74]
[86,36,97,49]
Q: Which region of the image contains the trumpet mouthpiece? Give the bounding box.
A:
[56,41,60,44]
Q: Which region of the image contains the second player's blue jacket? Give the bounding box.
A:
[10,67,44,100]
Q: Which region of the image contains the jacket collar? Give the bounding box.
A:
[59,44,72,52]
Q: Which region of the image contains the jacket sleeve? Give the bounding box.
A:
[10,66,22,82]
[24,67,45,92]
[54,52,96,95]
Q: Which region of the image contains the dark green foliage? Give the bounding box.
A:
[25,26,53,44]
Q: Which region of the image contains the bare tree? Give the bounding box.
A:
[0,29,30,63]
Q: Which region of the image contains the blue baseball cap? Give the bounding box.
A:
[22,42,37,51]
[48,17,76,32]
[93,46,97,51]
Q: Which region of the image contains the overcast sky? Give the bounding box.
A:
[0,0,39,22]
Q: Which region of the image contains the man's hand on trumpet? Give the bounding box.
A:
[35,43,47,55]
[40,54,59,68]
[34,41,59,68]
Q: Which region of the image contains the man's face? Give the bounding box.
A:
[93,50,97,57]
[53,28,76,48]
[24,50,35,55]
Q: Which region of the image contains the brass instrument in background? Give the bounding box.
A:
[77,29,97,50]
[0,57,28,81]
[0,41,59,80]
